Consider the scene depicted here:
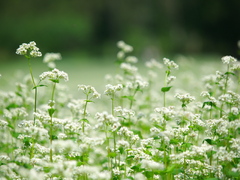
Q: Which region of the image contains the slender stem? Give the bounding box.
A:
[82,94,89,133]
[111,94,115,116]
[163,70,169,107]
[129,86,138,109]
[50,82,56,163]
[28,58,38,124]
[28,58,36,87]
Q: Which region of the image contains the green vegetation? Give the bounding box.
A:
[0,41,239,180]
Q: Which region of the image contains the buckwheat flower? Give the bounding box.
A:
[16,41,42,57]
[57,133,67,139]
[167,75,176,84]
[43,53,61,63]
[135,77,149,88]
[141,138,154,147]
[174,93,195,105]
[104,84,123,96]
[115,74,124,83]
[200,91,210,98]
[78,84,101,99]
[126,56,138,63]
[120,62,138,74]
[16,156,30,164]
[141,159,164,170]
[35,143,50,154]
[134,173,147,180]
[0,119,8,128]
[231,107,239,115]
[145,58,163,69]
[39,68,69,82]
[117,40,125,48]
[221,55,237,64]
[114,106,135,117]
[163,57,179,69]
[116,140,130,148]
[153,175,160,180]
[0,155,10,161]
[117,41,133,52]
[230,61,240,71]
[117,51,125,59]
[117,126,134,137]
[95,111,118,125]
[150,127,161,135]
[155,106,175,119]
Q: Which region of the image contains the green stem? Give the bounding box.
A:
[50,83,56,163]
[82,94,89,133]
[129,86,138,109]
[163,69,169,107]
[28,58,38,124]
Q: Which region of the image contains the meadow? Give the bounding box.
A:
[0,41,239,180]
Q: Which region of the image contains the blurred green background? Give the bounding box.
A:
[1,0,240,61]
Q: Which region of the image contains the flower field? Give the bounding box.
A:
[0,41,240,180]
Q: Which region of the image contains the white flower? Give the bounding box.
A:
[221,56,237,64]
[78,85,101,99]
[141,159,164,170]
[145,59,163,69]
[126,56,138,63]
[43,53,61,63]
[167,75,176,84]
[16,41,42,57]
[104,84,123,96]
[39,68,69,82]
[174,93,195,105]
[43,53,62,68]
[120,62,138,74]
[117,41,133,52]
[163,58,179,69]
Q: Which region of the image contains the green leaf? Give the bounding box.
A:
[206,150,216,158]
[85,100,93,103]
[165,164,176,173]
[203,139,216,145]
[80,118,89,123]
[225,71,235,76]
[202,101,215,108]
[121,95,135,101]
[50,79,59,83]
[181,142,193,149]
[118,146,124,154]
[161,86,172,92]
[33,84,47,89]
[108,152,117,158]
[48,108,55,116]
[131,129,143,139]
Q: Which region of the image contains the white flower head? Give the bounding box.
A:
[117,41,133,53]
[16,41,42,58]
[221,56,237,64]
[126,56,138,63]
[163,58,179,69]
[39,68,69,82]
[43,53,62,68]
[43,53,62,63]
[120,63,138,74]
[145,59,163,69]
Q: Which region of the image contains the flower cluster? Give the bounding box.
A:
[16,41,42,58]
[39,68,69,82]
[78,85,101,99]
[104,84,123,96]
[43,53,62,68]
[163,57,179,69]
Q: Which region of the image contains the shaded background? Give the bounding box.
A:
[1,0,240,61]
